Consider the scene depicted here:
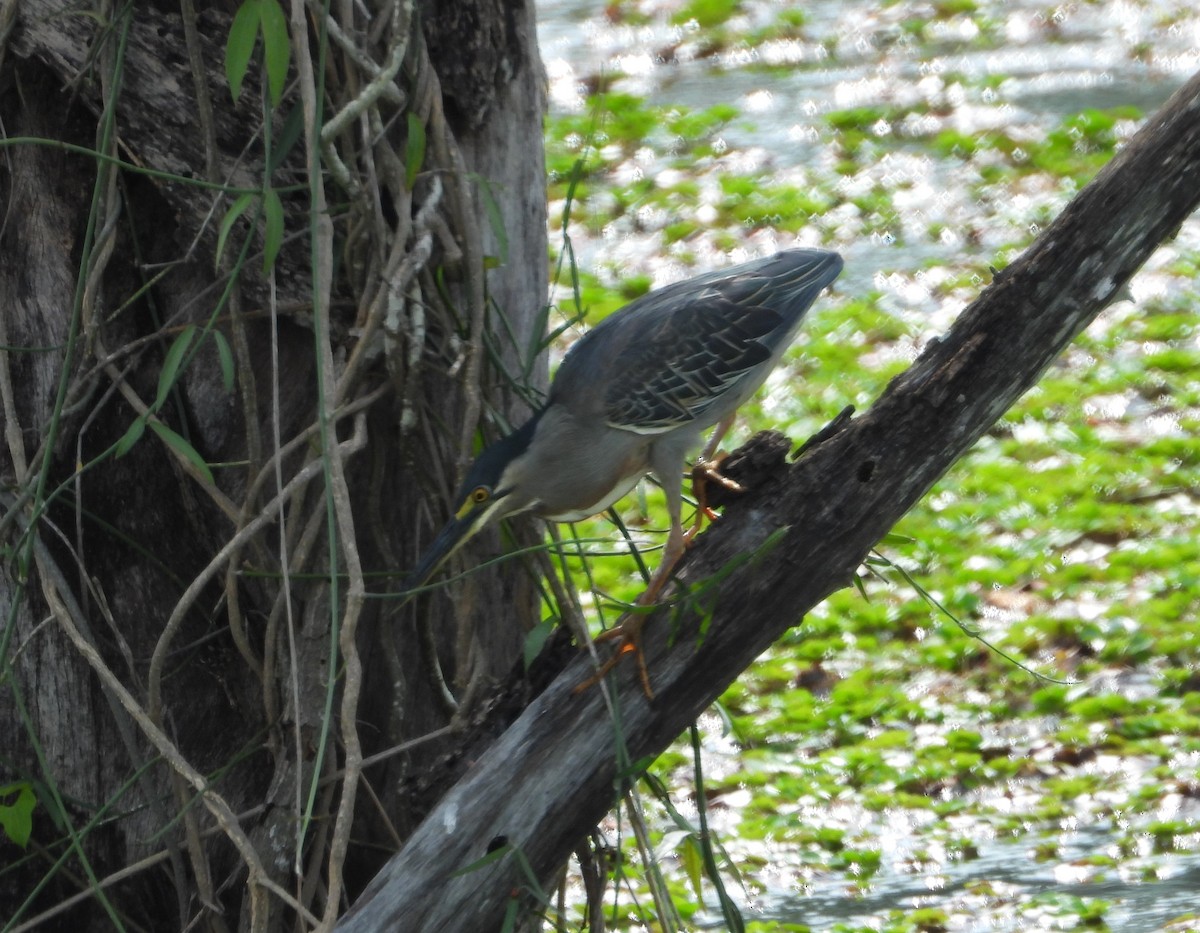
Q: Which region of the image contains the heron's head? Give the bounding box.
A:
[407,417,541,590]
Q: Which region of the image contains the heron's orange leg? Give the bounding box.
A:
[572,516,689,700]
[574,415,742,700]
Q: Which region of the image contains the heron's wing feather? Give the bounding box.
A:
[602,295,782,432]
[549,250,843,436]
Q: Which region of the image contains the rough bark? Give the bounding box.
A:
[336,69,1200,932]
[1,1,545,929]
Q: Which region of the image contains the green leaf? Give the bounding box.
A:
[217,192,256,271]
[149,421,214,485]
[114,415,148,457]
[211,330,236,393]
[0,783,36,849]
[474,174,509,264]
[258,0,291,107]
[269,103,305,173]
[261,187,284,274]
[499,895,519,933]
[156,325,197,411]
[522,620,553,669]
[225,0,260,103]
[405,112,426,190]
[448,844,510,878]
[680,834,704,900]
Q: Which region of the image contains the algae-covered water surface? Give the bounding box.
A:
[535,2,1200,930]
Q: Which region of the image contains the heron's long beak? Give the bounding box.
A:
[405,512,481,593]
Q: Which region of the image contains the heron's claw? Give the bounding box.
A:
[688,453,744,539]
[573,614,655,700]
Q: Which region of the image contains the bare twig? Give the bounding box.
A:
[0,277,28,481]
[35,539,318,932]
[147,415,369,724]
[178,0,219,183]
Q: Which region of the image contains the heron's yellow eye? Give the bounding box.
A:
[456,485,491,520]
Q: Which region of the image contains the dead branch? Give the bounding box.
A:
[337,68,1200,932]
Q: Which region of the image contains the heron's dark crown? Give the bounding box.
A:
[454,412,542,500]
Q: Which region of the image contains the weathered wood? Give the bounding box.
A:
[337,69,1200,931]
[9,1,310,310]
[2,2,548,928]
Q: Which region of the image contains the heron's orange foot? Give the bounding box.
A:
[573,614,654,700]
[688,453,744,539]
[693,451,743,490]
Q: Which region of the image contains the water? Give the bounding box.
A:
[733,824,1200,931]
[537,0,1200,299]
[535,2,1200,929]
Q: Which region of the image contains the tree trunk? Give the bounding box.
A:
[335,69,1200,931]
[0,1,545,929]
